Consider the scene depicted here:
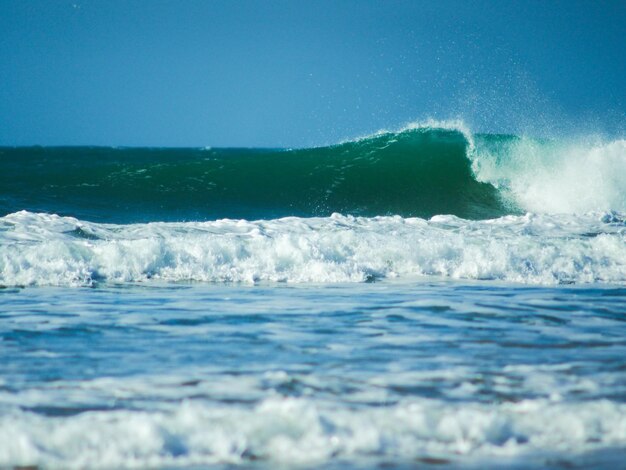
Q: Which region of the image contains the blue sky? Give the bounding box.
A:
[1,0,624,147]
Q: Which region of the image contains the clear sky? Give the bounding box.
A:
[1,0,624,147]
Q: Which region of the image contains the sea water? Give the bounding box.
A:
[1,123,625,468]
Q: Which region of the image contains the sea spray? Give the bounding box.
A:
[472,136,626,214]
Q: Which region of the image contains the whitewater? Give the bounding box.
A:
[1,210,625,287]
[1,122,625,469]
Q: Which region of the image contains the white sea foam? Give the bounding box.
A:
[1,210,625,287]
[472,136,626,214]
[1,397,625,468]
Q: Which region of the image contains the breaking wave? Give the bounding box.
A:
[1,121,623,223]
[1,210,625,287]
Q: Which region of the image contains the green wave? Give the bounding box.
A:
[0,128,513,223]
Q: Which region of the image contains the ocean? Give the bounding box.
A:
[1,122,625,468]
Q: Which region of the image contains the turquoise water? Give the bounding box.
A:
[0,128,506,222]
[1,123,625,468]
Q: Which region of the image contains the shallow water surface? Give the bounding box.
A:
[1,280,625,468]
